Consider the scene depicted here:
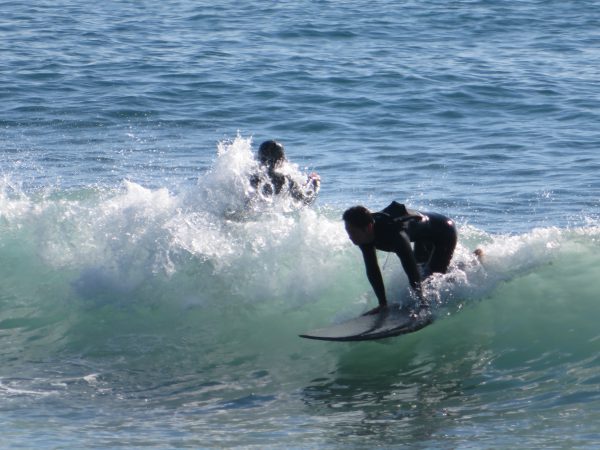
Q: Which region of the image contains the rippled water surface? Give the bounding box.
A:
[1,0,599,448]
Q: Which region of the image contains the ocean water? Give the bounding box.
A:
[1,0,599,448]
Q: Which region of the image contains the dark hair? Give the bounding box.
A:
[258,140,286,167]
[342,206,373,227]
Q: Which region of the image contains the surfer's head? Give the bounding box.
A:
[343,206,375,245]
[258,140,286,169]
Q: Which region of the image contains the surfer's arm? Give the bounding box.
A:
[360,244,387,308]
[393,231,423,295]
[289,174,320,205]
[249,173,261,189]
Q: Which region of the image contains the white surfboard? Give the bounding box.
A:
[299,306,432,342]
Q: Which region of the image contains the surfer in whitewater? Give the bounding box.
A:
[343,201,457,315]
[250,140,320,205]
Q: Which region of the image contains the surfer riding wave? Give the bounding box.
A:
[343,201,458,316]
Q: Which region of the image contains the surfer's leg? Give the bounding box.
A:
[428,225,457,274]
[414,241,433,264]
[429,246,453,273]
[414,241,435,279]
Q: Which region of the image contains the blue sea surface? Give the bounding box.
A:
[1,1,599,448]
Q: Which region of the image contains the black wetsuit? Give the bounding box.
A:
[359,202,457,304]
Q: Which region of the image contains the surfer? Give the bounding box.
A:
[250,140,320,205]
[343,201,457,315]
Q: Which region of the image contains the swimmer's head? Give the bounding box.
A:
[258,140,286,168]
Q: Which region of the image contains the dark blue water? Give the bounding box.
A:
[1,1,599,448]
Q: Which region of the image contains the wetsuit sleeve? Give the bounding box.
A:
[359,244,387,307]
[392,231,422,293]
[288,176,319,205]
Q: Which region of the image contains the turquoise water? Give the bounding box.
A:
[1,1,600,448]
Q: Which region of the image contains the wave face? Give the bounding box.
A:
[1,138,599,447]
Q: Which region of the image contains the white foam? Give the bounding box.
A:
[1,136,597,316]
